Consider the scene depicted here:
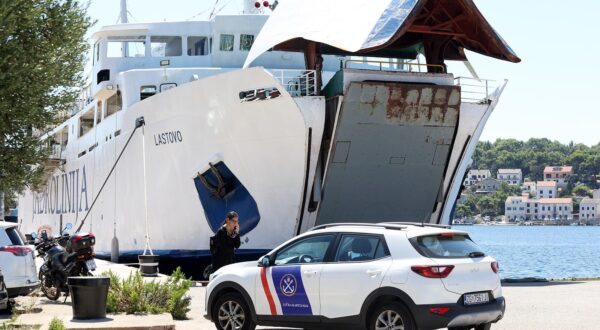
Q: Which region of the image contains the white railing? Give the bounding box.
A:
[270,69,318,97]
[454,77,501,103]
[344,59,446,73]
[70,84,93,116]
[48,144,65,160]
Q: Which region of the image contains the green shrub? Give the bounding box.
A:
[103,267,192,320]
[48,317,66,330]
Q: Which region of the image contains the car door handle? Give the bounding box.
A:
[302,270,318,276]
[366,270,382,277]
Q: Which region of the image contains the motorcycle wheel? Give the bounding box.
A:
[39,271,60,301]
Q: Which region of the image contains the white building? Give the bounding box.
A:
[505,196,529,221]
[497,169,522,185]
[464,169,492,186]
[580,198,600,220]
[543,166,573,188]
[505,196,572,221]
[522,181,536,194]
[537,198,572,220]
[536,181,557,198]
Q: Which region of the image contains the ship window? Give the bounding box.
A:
[151,36,182,57]
[93,41,100,64]
[79,108,95,137]
[240,34,254,51]
[106,91,122,117]
[140,86,157,100]
[107,36,146,58]
[187,36,208,56]
[96,100,103,125]
[219,34,234,51]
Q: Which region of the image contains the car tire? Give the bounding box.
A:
[369,301,415,330]
[213,292,256,330]
[475,323,492,330]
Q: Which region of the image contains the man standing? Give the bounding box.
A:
[212,211,241,271]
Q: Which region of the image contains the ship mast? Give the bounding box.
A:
[120,0,128,23]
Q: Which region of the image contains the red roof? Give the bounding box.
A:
[543,166,573,174]
[536,181,556,187]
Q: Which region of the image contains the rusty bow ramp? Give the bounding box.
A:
[315,81,460,224]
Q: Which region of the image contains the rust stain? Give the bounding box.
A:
[383,83,460,126]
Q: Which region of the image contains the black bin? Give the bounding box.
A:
[67,276,110,319]
[138,254,160,277]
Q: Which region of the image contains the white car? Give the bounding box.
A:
[205,223,505,330]
[0,222,39,297]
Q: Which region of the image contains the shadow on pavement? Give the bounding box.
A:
[70,317,114,323]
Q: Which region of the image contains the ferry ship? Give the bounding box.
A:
[17,0,519,275]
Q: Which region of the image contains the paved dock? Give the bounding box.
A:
[2,258,599,329]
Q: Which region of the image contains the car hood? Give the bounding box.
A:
[215,261,258,275]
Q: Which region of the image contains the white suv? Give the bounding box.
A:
[205,223,505,330]
[0,222,39,297]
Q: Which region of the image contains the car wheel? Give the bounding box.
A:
[213,292,256,330]
[39,271,60,301]
[475,323,492,330]
[369,302,415,330]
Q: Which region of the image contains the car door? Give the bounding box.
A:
[255,234,335,321]
[319,234,392,319]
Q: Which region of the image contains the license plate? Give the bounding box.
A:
[464,292,489,305]
[85,259,97,271]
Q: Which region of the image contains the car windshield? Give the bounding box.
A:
[410,234,484,259]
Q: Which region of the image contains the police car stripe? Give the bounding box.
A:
[260,267,277,315]
[271,266,312,315]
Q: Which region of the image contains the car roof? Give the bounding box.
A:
[307,222,468,238]
[0,222,18,229]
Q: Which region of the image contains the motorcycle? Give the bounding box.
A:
[32,223,97,301]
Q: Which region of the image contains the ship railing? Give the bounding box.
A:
[48,144,65,160]
[343,59,446,73]
[454,77,500,103]
[70,84,93,116]
[270,69,317,97]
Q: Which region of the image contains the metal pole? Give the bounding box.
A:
[141,124,153,255]
[120,0,128,23]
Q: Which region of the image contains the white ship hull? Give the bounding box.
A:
[19,68,324,260]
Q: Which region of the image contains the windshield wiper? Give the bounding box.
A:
[468,251,485,258]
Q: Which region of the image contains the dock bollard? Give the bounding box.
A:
[138,254,160,277]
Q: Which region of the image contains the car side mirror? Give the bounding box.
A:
[258,255,271,267]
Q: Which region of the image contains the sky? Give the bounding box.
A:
[86,0,600,146]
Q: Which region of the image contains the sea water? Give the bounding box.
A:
[459,225,600,279]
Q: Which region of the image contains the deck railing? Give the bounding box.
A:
[269,69,318,97]
[344,59,446,73]
[454,77,501,103]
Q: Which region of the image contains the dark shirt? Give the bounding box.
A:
[212,226,241,270]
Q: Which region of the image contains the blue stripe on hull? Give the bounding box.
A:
[94,249,271,259]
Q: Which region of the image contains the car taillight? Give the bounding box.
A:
[411,265,454,278]
[429,307,450,315]
[0,246,32,256]
[491,261,499,273]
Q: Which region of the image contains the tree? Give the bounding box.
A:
[572,184,592,197]
[0,0,92,209]
[455,204,473,218]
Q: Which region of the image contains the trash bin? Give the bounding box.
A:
[138,254,160,277]
[67,276,110,319]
